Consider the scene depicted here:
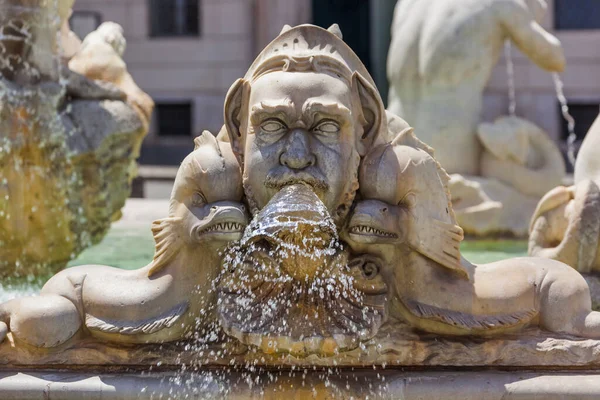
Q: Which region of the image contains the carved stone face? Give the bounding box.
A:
[241,70,360,220]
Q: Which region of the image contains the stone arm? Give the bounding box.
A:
[497,0,565,72]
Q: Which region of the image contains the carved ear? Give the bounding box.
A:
[224,78,248,163]
[353,72,384,156]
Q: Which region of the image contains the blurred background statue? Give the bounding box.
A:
[0,0,153,277]
[387,0,566,236]
[529,113,600,273]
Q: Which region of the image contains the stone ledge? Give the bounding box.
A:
[1,370,600,399]
[2,323,600,370]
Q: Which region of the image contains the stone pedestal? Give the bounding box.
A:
[2,323,600,398]
[1,370,600,399]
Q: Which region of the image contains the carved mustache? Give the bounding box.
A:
[264,167,329,191]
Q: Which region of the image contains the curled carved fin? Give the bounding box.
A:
[148,217,184,277]
[402,298,537,332]
[409,218,468,278]
[194,130,221,154]
[529,185,574,233]
[391,126,435,158]
[86,302,189,335]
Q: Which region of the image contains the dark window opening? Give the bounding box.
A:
[558,103,599,170]
[156,102,193,137]
[555,0,600,30]
[312,0,371,72]
[70,11,102,39]
[559,103,600,143]
[149,0,200,37]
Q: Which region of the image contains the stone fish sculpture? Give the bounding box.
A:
[0,133,247,346]
[343,129,600,337]
[529,114,600,273]
[2,23,600,360]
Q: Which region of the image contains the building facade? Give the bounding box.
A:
[71,0,600,166]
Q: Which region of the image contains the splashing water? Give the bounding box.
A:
[504,41,516,116]
[553,72,577,167]
[217,185,386,356]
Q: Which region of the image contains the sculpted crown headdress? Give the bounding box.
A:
[225,23,387,164]
[245,24,379,91]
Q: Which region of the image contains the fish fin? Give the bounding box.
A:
[147,217,184,277]
[402,298,538,331]
[390,127,435,158]
[86,302,189,335]
[194,130,220,154]
[390,127,415,146]
[529,185,574,233]
[408,218,468,278]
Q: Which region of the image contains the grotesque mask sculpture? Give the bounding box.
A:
[224,24,385,225]
[3,23,600,366]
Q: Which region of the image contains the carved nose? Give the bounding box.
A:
[279,129,316,170]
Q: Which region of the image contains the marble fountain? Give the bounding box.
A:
[3,1,600,399]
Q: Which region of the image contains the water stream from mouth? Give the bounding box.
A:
[504,41,517,116]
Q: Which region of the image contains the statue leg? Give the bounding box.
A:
[0,295,81,347]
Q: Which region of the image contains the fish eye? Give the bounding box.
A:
[398,192,416,208]
[261,119,287,134]
[191,192,207,207]
[313,120,340,134]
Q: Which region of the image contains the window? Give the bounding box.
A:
[559,103,600,142]
[312,0,371,71]
[155,102,193,137]
[70,11,102,39]
[555,0,600,30]
[149,0,200,37]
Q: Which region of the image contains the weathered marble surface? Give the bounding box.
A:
[3,370,600,400]
[2,323,600,369]
[3,24,600,380]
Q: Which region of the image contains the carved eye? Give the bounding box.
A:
[261,119,287,134]
[313,120,340,135]
[191,192,206,207]
[399,192,416,208]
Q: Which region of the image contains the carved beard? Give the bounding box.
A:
[242,149,361,228]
